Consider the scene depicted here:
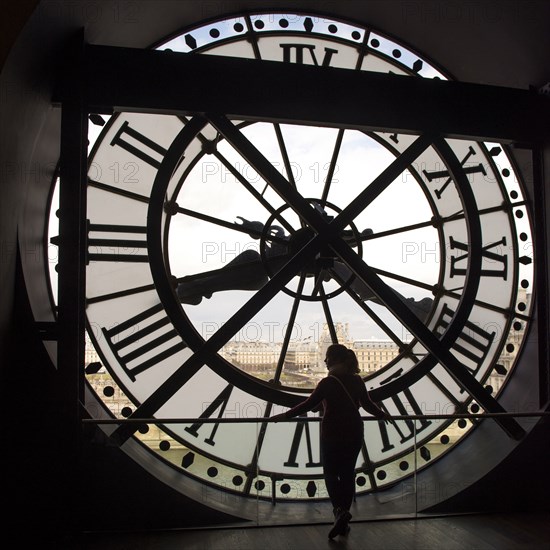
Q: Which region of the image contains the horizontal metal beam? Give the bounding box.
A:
[73,44,550,144]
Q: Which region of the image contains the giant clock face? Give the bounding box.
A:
[79,12,534,509]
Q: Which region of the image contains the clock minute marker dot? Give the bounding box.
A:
[85,361,102,374]
[159,440,170,451]
[494,364,508,375]
[181,452,195,469]
[306,481,317,497]
[89,113,105,127]
[233,475,244,486]
[356,476,366,487]
[184,34,197,49]
[207,467,218,478]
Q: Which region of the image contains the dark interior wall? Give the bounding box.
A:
[0,0,40,396]
[6,256,242,540]
[1,0,549,539]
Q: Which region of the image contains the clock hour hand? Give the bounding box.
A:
[176,249,290,304]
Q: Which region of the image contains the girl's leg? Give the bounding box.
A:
[322,440,360,511]
[321,441,342,511]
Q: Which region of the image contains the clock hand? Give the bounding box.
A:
[175,222,377,305]
[331,261,434,322]
[176,249,290,304]
[176,216,291,304]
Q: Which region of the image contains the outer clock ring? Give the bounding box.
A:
[78,11,536,509]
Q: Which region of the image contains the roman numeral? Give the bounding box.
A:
[280,43,338,66]
[184,384,234,446]
[376,387,432,452]
[283,419,322,468]
[87,223,148,263]
[87,179,150,204]
[110,120,168,169]
[449,236,508,279]
[433,303,495,379]
[423,146,487,199]
[86,282,156,305]
[103,303,187,381]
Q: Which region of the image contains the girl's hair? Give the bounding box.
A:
[326,344,360,374]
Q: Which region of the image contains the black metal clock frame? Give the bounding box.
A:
[55,34,550,478]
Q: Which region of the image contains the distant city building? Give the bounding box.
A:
[220,340,279,373]
[284,338,318,372]
[353,339,400,373]
[85,292,530,397]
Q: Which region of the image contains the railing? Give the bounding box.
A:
[82,411,549,423]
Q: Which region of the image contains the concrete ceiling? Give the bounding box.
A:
[4,1,550,91]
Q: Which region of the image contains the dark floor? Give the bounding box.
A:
[53,512,550,549]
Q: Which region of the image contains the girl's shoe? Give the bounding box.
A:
[328,509,352,539]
